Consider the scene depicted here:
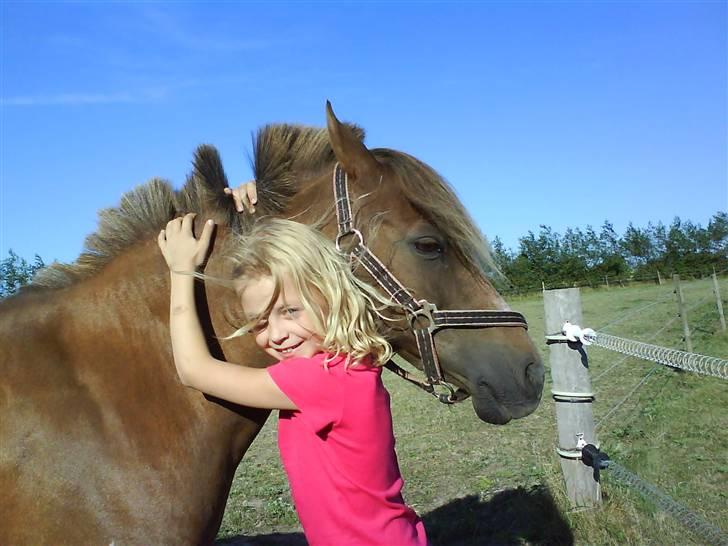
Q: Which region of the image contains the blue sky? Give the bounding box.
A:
[1,1,726,265]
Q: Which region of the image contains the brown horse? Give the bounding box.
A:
[0,104,543,545]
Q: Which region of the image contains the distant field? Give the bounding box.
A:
[217,276,728,546]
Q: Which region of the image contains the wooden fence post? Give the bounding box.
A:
[544,288,600,507]
[657,270,663,285]
[713,271,726,333]
[673,274,693,352]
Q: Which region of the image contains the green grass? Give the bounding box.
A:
[217,277,728,545]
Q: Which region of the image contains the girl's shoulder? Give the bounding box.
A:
[341,354,380,373]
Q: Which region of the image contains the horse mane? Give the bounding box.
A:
[29,124,363,290]
[30,122,495,290]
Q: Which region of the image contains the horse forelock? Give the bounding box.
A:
[252,122,365,214]
[372,149,500,281]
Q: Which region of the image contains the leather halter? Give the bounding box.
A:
[332,163,529,403]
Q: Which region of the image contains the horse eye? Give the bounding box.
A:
[413,238,444,257]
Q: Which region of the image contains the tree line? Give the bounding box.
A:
[0,250,45,298]
[490,211,727,293]
[1,212,726,298]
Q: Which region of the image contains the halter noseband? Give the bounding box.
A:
[332,163,529,404]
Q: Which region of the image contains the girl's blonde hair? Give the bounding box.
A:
[226,219,395,366]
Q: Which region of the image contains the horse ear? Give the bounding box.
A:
[326,101,379,181]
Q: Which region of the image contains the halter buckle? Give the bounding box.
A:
[335,228,364,253]
[408,299,438,332]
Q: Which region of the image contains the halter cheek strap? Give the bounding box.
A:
[332,163,528,403]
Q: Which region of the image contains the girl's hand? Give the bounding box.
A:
[157,213,215,272]
[224,181,257,213]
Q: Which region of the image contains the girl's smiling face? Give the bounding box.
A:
[238,275,323,361]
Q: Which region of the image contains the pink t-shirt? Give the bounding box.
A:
[267,352,428,546]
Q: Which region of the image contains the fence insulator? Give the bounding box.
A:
[581,443,610,470]
[587,332,728,380]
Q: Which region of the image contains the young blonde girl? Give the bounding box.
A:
[158,204,428,546]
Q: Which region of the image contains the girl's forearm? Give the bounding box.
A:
[168,272,219,386]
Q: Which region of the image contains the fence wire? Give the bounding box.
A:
[587,332,728,380]
[595,293,675,333]
[605,460,728,546]
[594,365,661,430]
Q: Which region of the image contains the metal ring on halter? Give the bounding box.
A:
[335,229,364,253]
[431,381,459,404]
[408,300,437,331]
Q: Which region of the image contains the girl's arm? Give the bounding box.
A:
[157,213,296,410]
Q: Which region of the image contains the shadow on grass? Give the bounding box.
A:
[216,485,573,546]
[425,486,573,546]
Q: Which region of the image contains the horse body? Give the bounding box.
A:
[1,243,270,545]
[1,105,543,544]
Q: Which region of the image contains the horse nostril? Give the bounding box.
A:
[525,360,545,388]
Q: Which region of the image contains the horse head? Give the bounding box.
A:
[261,103,545,424]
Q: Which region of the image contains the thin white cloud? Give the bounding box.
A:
[1,87,168,107]
[137,6,270,53]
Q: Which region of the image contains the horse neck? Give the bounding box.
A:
[80,234,269,433]
[43,238,267,508]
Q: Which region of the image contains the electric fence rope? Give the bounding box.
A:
[582,292,715,383]
[599,458,728,546]
[586,332,728,379]
[592,316,679,383]
[592,299,710,426]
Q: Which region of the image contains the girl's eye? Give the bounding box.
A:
[413,237,444,257]
[284,307,300,316]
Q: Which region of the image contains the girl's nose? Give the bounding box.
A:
[268,318,288,345]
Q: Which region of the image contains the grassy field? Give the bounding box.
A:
[216,276,728,546]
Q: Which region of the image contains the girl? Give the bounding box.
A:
[157,208,429,546]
